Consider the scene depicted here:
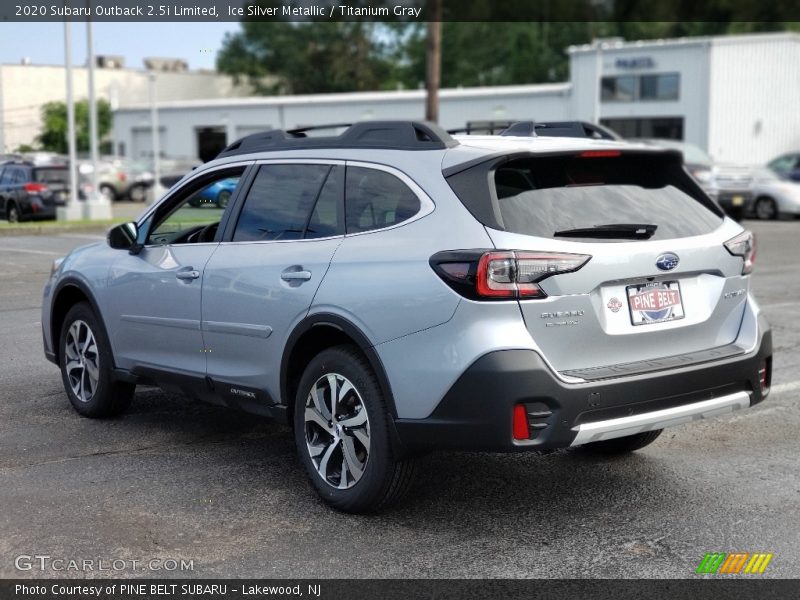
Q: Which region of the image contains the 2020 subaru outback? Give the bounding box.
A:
[42,121,772,513]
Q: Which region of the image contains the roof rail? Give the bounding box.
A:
[500,121,622,141]
[216,120,458,159]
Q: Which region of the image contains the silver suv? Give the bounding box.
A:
[42,121,772,513]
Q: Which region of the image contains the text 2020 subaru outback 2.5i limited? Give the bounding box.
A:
[42,121,771,513]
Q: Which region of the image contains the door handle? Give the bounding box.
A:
[281,270,312,281]
[176,269,200,281]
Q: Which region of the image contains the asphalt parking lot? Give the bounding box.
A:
[0,218,798,579]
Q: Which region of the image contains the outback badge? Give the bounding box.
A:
[656,252,680,271]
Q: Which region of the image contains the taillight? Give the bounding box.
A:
[431,250,591,300]
[117,172,127,182]
[724,230,755,274]
[579,150,621,158]
[24,182,48,194]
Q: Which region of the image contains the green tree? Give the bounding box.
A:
[37,99,112,154]
[217,21,390,94]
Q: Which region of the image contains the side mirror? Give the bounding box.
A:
[108,222,139,252]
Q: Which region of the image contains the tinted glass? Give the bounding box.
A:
[640,73,680,100]
[345,167,421,234]
[601,76,636,102]
[0,169,10,185]
[233,164,330,242]
[34,168,69,184]
[493,156,722,241]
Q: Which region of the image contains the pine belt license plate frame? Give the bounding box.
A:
[626,280,685,326]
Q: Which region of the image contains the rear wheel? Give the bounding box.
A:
[7,202,19,223]
[294,345,416,513]
[579,429,662,455]
[755,197,778,220]
[59,302,134,418]
[128,184,147,203]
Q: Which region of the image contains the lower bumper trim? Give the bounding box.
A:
[569,391,751,446]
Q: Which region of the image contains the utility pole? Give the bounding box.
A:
[148,72,162,205]
[84,11,111,219]
[425,0,442,123]
[57,20,82,221]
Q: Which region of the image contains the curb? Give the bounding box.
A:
[0,224,114,237]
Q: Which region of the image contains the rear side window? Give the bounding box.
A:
[345,167,421,234]
[488,154,722,241]
[233,164,341,242]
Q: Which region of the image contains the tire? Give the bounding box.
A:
[293,345,416,513]
[58,302,134,418]
[99,184,117,202]
[128,184,147,203]
[216,189,231,208]
[755,197,778,220]
[7,202,20,223]
[579,429,663,455]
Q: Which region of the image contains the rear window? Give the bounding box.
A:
[34,168,69,184]
[491,154,722,241]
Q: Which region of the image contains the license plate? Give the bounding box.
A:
[627,281,685,326]
[732,195,744,206]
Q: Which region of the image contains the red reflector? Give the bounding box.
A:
[24,182,47,194]
[512,405,530,440]
[579,150,621,158]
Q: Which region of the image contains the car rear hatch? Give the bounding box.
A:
[444,148,755,377]
[33,166,69,206]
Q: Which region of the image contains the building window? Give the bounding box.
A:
[601,73,680,102]
[640,73,680,100]
[600,117,684,140]
[601,76,637,102]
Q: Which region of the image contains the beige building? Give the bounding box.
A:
[0,59,252,153]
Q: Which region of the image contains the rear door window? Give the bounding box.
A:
[492,154,723,241]
[233,164,342,242]
[345,167,421,234]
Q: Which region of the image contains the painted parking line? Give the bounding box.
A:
[0,246,62,256]
[771,380,800,395]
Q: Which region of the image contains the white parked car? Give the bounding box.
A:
[750,153,800,220]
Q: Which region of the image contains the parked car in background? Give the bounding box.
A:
[750,153,800,219]
[0,160,95,222]
[0,160,69,222]
[634,139,752,221]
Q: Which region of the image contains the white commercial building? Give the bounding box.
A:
[0,59,252,153]
[112,32,800,166]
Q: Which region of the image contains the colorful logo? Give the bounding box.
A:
[656,252,680,271]
[696,552,773,574]
[607,297,622,313]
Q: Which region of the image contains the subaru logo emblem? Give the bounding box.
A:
[656,253,680,271]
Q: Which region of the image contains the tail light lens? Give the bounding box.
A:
[512,405,530,440]
[724,230,755,274]
[117,172,127,182]
[431,250,591,300]
[24,182,48,194]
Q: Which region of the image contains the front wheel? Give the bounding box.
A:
[59,302,134,418]
[578,429,663,455]
[216,189,231,208]
[294,345,416,513]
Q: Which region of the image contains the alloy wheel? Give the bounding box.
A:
[64,319,100,403]
[304,373,371,489]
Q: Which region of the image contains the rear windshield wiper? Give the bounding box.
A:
[554,223,657,240]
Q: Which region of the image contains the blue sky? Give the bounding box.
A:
[0,22,240,70]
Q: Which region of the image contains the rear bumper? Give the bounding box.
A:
[394,315,772,452]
